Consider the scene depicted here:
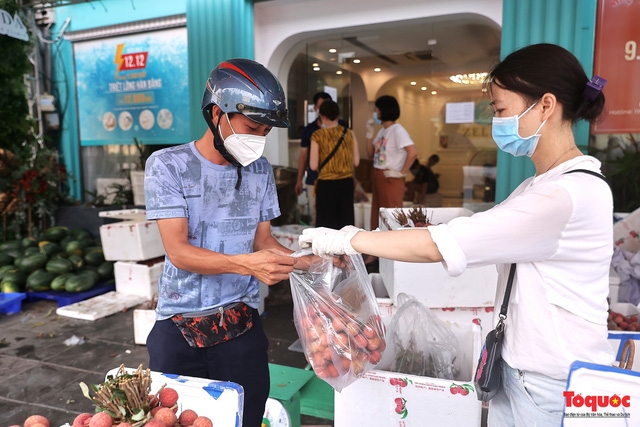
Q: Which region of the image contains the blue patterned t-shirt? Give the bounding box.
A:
[144,142,281,320]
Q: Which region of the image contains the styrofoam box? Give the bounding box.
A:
[334,321,483,427]
[106,367,244,426]
[115,259,164,300]
[371,273,495,343]
[378,207,498,308]
[608,302,640,372]
[133,308,156,345]
[271,224,309,251]
[99,209,165,261]
[130,170,146,206]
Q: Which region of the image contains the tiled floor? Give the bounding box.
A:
[0,280,333,427]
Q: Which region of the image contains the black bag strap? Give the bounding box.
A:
[496,264,516,331]
[318,126,347,172]
[563,168,609,186]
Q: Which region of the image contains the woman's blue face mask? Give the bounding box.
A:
[491,101,546,157]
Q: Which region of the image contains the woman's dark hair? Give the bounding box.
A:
[375,95,400,121]
[485,43,604,123]
[318,99,340,121]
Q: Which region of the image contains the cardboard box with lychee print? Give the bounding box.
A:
[334,322,483,427]
[608,302,640,372]
[377,207,498,309]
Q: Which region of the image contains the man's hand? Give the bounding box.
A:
[294,180,303,196]
[249,248,295,285]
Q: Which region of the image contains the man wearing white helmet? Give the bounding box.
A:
[144,58,312,427]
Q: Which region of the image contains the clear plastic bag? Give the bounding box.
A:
[378,293,459,380]
[289,252,386,392]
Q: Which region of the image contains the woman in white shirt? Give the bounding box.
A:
[300,43,614,427]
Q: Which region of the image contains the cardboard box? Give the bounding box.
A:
[614,207,640,253]
[377,207,498,308]
[99,209,165,261]
[115,259,164,300]
[106,367,244,426]
[608,302,640,372]
[334,322,483,427]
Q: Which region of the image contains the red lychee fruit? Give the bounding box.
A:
[143,420,165,427]
[24,415,50,427]
[192,416,213,427]
[72,413,93,427]
[154,407,178,427]
[88,412,113,427]
[178,409,198,427]
[159,387,179,407]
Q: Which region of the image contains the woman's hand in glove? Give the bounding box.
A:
[299,226,364,257]
[383,169,405,178]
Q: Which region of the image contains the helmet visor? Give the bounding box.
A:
[237,103,290,128]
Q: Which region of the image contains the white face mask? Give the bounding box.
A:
[219,114,267,167]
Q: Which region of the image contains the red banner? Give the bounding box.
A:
[592,0,640,134]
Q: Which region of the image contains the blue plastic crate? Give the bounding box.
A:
[0,292,27,314]
[25,281,115,307]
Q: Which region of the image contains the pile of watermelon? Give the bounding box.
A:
[0,226,114,294]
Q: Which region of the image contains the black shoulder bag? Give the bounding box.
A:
[474,263,516,402]
[318,126,347,172]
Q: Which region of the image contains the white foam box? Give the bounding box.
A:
[334,321,483,427]
[271,224,309,251]
[106,367,244,426]
[608,302,640,372]
[115,258,164,300]
[99,209,165,261]
[371,273,495,343]
[133,308,156,345]
[377,207,498,308]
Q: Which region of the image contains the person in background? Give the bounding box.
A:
[364,95,417,264]
[309,99,360,229]
[405,154,440,204]
[366,95,418,230]
[295,92,348,226]
[300,43,613,427]
[144,58,314,427]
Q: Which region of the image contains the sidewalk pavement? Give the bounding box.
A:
[0,280,332,427]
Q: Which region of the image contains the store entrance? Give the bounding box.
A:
[286,14,501,209]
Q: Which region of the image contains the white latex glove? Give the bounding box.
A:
[365,119,375,139]
[383,169,405,178]
[298,226,363,257]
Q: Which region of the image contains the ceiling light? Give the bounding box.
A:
[431,91,437,95]
[312,62,319,67]
[428,39,437,46]
[410,81,417,86]
[449,72,488,85]
[421,86,427,91]
[329,48,337,53]
[313,66,320,71]
[374,67,381,72]
[353,59,361,64]
[336,70,343,75]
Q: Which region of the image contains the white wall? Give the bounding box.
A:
[254,0,502,166]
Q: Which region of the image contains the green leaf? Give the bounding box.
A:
[131,408,146,421]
